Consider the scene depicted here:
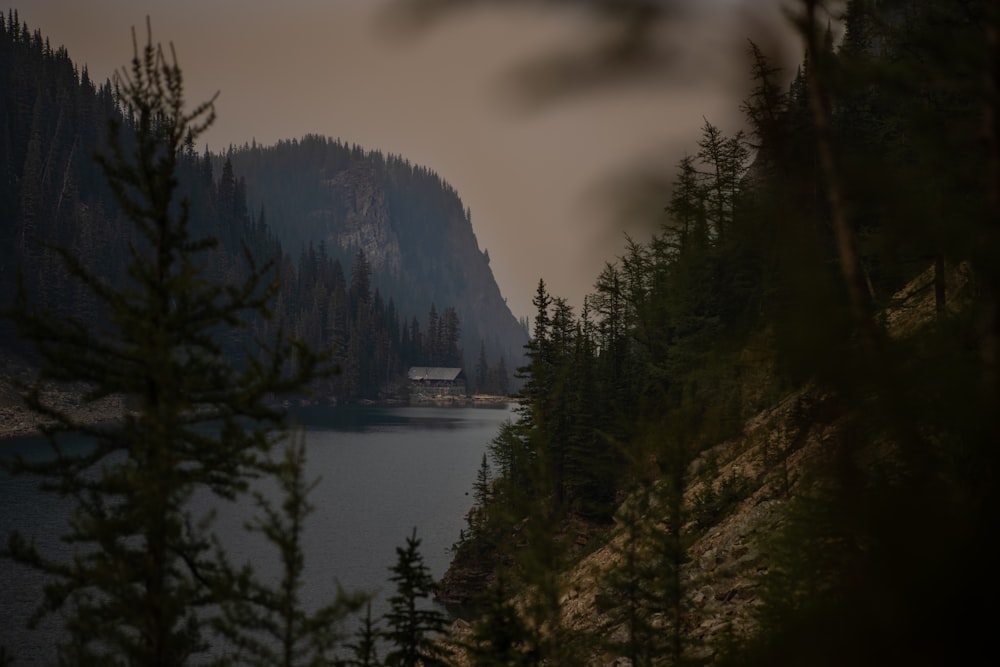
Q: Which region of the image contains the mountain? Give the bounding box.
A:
[223,137,528,376]
[0,13,526,399]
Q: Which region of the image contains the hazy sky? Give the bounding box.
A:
[17,0,795,318]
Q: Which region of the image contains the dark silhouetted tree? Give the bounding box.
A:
[218,439,365,667]
[343,602,380,667]
[382,529,450,667]
[1,23,323,666]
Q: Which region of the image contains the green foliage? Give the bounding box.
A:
[222,135,529,380]
[717,1,1000,664]
[596,478,660,667]
[460,573,534,667]
[444,1,1000,665]
[217,439,366,667]
[0,16,497,405]
[0,23,346,666]
[691,471,751,532]
[450,82,767,665]
[382,529,450,667]
[473,342,512,395]
[597,414,706,667]
[342,603,380,667]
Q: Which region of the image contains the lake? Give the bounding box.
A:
[0,404,513,663]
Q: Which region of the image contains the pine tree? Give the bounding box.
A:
[441,307,462,368]
[348,249,372,319]
[461,573,533,667]
[1,23,322,666]
[493,354,510,396]
[382,529,450,667]
[425,304,440,365]
[518,279,553,423]
[218,439,365,667]
[475,342,489,393]
[599,475,658,667]
[695,120,750,246]
[740,41,787,167]
[464,452,494,550]
[343,603,380,667]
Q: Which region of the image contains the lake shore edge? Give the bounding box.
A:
[1,386,515,441]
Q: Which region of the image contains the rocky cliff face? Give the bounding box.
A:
[226,137,528,371]
[321,165,402,277]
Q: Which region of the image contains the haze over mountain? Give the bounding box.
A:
[0,12,526,399]
[221,136,528,374]
[14,0,793,319]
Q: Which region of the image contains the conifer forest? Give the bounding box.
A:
[2,0,1000,665]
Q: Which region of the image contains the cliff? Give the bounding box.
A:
[224,137,528,373]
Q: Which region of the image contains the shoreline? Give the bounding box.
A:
[1,391,516,441]
[405,394,514,409]
[0,392,127,441]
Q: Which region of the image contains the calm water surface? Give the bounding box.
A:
[0,404,513,663]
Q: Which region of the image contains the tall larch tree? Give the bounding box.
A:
[1,23,322,666]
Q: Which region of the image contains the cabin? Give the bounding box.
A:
[407,367,466,402]
[407,367,466,391]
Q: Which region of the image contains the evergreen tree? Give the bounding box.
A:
[517,279,553,423]
[492,354,510,396]
[740,40,787,167]
[695,120,750,246]
[461,573,533,667]
[1,24,321,666]
[348,249,372,319]
[382,529,450,667]
[666,155,707,248]
[463,452,494,550]
[475,341,489,393]
[441,306,462,368]
[399,2,1000,665]
[342,603,380,667]
[218,439,365,667]
[425,303,440,365]
[599,472,658,667]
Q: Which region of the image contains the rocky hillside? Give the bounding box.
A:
[224,137,528,372]
[0,351,127,439]
[441,261,969,666]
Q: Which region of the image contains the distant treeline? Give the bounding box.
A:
[0,11,511,401]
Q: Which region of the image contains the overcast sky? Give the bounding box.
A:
[17,0,796,318]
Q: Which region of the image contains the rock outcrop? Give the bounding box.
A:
[441,262,964,666]
[226,137,529,373]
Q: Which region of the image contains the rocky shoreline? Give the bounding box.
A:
[1,374,514,441]
[407,393,514,409]
[0,382,127,441]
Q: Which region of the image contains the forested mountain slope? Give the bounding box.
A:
[0,11,525,401]
[223,137,527,378]
[435,1,1000,665]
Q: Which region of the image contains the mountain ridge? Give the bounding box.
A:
[0,15,527,396]
[221,135,528,375]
